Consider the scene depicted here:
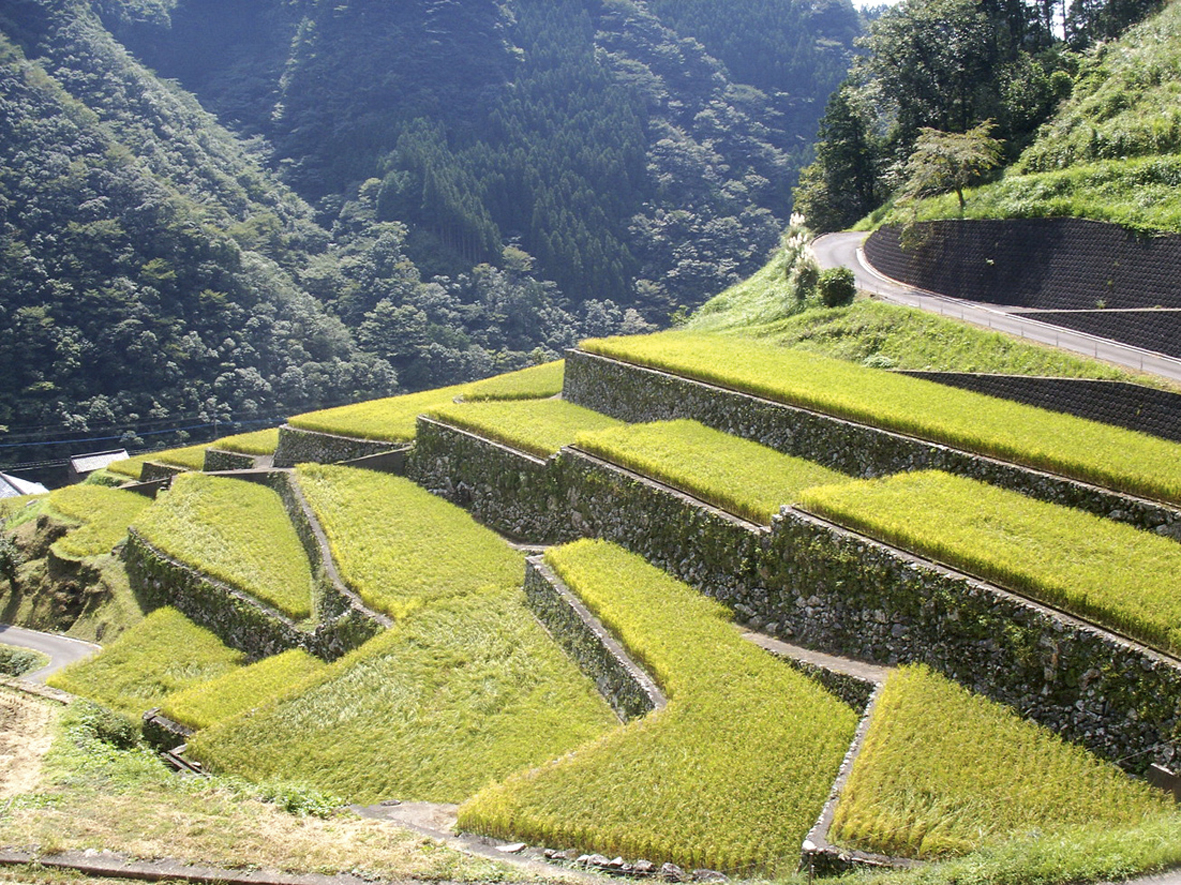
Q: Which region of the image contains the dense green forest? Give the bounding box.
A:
[794,0,1167,231]
[0,0,862,467]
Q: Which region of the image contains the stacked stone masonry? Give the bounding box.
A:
[562,349,1181,536]
[899,372,1181,444]
[414,405,1181,773]
[273,425,408,468]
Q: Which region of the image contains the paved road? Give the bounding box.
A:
[813,231,1181,385]
[0,624,100,683]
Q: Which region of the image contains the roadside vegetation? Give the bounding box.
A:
[132,474,315,621]
[575,419,848,523]
[47,607,244,719]
[0,644,47,677]
[832,664,1171,858]
[582,331,1181,504]
[429,399,622,458]
[799,471,1181,655]
[44,486,151,560]
[460,540,858,874]
[160,649,325,730]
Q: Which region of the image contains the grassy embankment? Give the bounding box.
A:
[575,419,848,523]
[865,0,1181,233]
[832,664,1173,859]
[43,486,151,560]
[799,470,1181,655]
[188,466,615,804]
[582,332,1181,504]
[460,539,858,875]
[131,474,315,621]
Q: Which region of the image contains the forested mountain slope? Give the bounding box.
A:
[0,0,861,466]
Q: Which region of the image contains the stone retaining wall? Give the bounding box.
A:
[898,372,1181,444]
[863,219,1181,310]
[408,414,1181,771]
[563,349,1181,537]
[524,556,665,721]
[125,529,310,660]
[1022,309,1181,358]
[273,425,407,468]
[203,449,256,472]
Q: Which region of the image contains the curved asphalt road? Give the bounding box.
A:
[0,623,100,683]
[813,231,1181,385]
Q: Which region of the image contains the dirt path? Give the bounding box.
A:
[0,686,57,799]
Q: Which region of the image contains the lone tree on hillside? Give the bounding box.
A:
[899,119,1005,215]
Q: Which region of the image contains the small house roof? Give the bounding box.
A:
[69,449,129,475]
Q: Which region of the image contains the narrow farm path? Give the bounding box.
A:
[0,623,101,683]
[812,231,1181,384]
[741,630,890,686]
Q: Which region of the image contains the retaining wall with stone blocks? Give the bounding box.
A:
[899,372,1181,444]
[562,349,1181,537]
[273,425,408,468]
[203,449,256,472]
[863,219,1181,310]
[524,556,665,721]
[407,414,1181,771]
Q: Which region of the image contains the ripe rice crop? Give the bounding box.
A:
[48,607,244,718]
[160,649,325,730]
[211,427,280,455]
[581,332,1181,504]
[458,540,858,874]
[465,360,564,401]
[132,474,315,621]
[46,485,151,559]
[831,664,1170,858]
[107,444,210,479]
[190,588,615,803]
[286,364,564,441]
[574,419,848,523]
[295,465,526,619]
[428,399,622,458]
[799,471,1181,655]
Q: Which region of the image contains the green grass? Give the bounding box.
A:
[581,331,1181,504]
[132,474,314,621]
[465,360,565,401]
[574,419,848,523]
[459,540,859,875]
[160,649,325,730]
[295,464,525,620]
[211,427,281,455]
[44,486,152,559]
[47,607,244,719]
[799,470,1181,655]
[428,398,623,458]
[191,593,615,804]
[832,664,1169,858]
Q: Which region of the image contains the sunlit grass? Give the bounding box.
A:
[429,398,622,458]
[45,485,151,559]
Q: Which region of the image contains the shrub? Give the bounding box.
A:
[799,470,1181,655]
[832,664,1171,858]
[459,540,859,874]
[0,643,48,677]
[817,266,857,307]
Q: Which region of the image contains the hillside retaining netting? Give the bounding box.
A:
[898,372,1181,444]
[562,349,1181,537]
[411,413,1181,772]
[863,219,1181,310]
